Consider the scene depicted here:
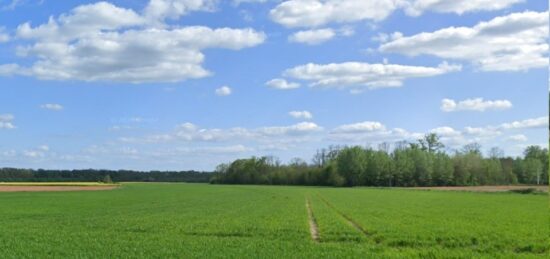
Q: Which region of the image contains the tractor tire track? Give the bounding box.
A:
[305,198,320,242]
[316,194,371,237]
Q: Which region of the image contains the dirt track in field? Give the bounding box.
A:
[0,186,119,192]
[411,185,548,193]
[305,198,320,242]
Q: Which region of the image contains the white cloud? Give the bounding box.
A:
[144,0,217,23]
[507,134,528,142]
[463,126,501,137]
[0,64,20,76]
[257,122,322,136]
[289,110,313,120]
[380,11,549,72]
[2,1,266,83]
[288,28,335,45]
[500,116,548,130]
[269,0,523,28]
[40,103,64,111]
[329,121,422,144]
[270,0,403,28]
[430,126,461,137]
[441,98,512,112]
[0,114,15,129]
[0,27,9,42]
[215,86,232,96]
[233,0,269,5]
[22,145,51,159]
[403,0,524,16]
[176,144,253,154]
[122,121,322,144]
[281,61,461,92]
[266,78,301,90]
[332,121,386,134]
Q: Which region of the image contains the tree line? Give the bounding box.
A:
[211,134,549,187]
[0,168,212,183]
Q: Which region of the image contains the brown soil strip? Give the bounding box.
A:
[0,186,119,192]
[317,194,370,237]
[305,198,320,242]
[411,185,548,193]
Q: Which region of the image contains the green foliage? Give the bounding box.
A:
[213,136,548,187]
[0,183,546,257]
[336,146,368,186]
[102,175,113,184]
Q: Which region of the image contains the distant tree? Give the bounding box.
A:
[432,152,453,186]
[391,148,415,186]
[500,158,518,184]
[409,148,433,186]
[336,146,368,186]
[102,175,113,184]
[484,158,504,185]
[363,150,391,185]
[462,143,482,155]
[378,142,391,154]
[488,147,505,159]
[418,133,445,153]
[524,158,543,185]
[289,157,308,168]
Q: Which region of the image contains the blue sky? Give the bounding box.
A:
[0,0,547,171]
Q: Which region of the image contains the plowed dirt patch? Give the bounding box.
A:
[0,185,118,192]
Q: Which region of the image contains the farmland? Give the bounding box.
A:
[0,183,547,258]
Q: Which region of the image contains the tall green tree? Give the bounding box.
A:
[418,133,445,153]
[336,146,368,186]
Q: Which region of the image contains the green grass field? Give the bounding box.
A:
[0,183,547,258]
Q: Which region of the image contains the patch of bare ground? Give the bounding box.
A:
[0,185,119,192]
[305,198,320,242]
[411,185,548,193]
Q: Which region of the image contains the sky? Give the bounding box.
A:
[0,0,548,171]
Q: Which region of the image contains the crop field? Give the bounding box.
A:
[0,183,547,258]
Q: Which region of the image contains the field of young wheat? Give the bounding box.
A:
[0,183,546,258]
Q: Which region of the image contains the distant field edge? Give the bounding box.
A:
[409,185,548,193]
[0,182,120,192]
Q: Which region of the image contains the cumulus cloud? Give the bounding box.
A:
[288,28,335,45]
[215,86,232,96]
[430,126,461,137]
[0,64,20,76]
[289,110,313,120]
[257,122,322,136]
[266,78,301,90]
[380,11,549,71]
[507,134,528,142]
[269,0,523,28]
[280,61,460,92]
[329,121,422,144]
[463,126,502,137]
[0,27,9,42]
[0,114,15,129]
[499,116,548,130]
[270,0,403,28]
[144,0,217,23]
[332,121,386,134]
[233,0,269,5]
[122,121,323,144]
[40,103,64,111]
[403,0,524,16]
[1,1,265,83]
[441,98,512,112]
